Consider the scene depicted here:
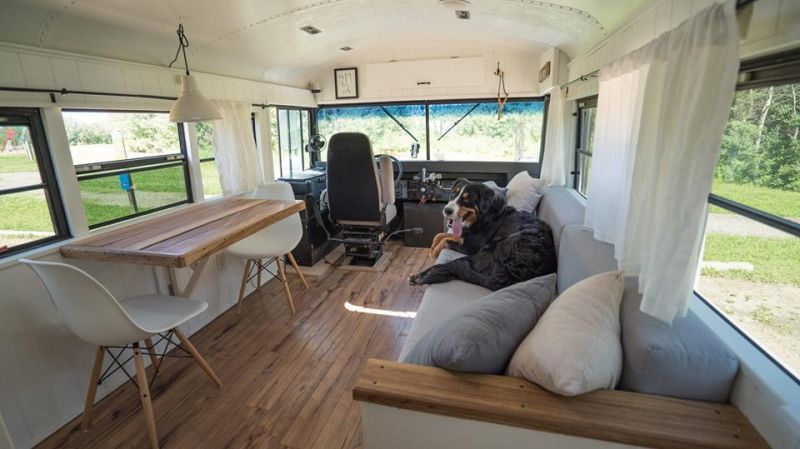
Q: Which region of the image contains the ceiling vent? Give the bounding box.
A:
[300,25,322,35]
[439,0,471,9]
[340,46,353,51]
[455,10,470,19]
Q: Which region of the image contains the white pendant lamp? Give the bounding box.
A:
[167,24,220,123]
[170,74,220,122]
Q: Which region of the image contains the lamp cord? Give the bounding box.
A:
[168,24,191,75]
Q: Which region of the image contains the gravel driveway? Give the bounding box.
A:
[706,213,796,239]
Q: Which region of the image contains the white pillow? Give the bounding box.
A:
[507,271,625,396]
[505,171,547,212]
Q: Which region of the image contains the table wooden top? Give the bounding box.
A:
[60,198,305,267]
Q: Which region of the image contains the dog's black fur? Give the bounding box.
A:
[409,181,557,291]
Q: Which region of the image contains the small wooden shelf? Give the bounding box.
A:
[353,359,768,449]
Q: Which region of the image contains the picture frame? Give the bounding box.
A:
[538,61,551,83]
[334,67,359,99]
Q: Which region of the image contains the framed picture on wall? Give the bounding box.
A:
[334,68,359,99]
[538,61,551,83]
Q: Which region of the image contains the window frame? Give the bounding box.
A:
[0,107,70,257]
[696,48,800,384]
[272,105,316,177]
[572,96,597,197]
[63,109,193,229]
[314,96,548,163]
[199,118,217,192]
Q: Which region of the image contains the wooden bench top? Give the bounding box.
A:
[353,359,768,449]
[60,198,305,267]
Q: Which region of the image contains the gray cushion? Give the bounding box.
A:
[402,274,557,374]
[557,222,739,402]
[538,187,585,253]
[436,248,467,265]
[618,278,739,403]
[398,280,490,361]
[556,225,617,294]
[483,180,507,196]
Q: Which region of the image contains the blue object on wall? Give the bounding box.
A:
[118,173,133,191]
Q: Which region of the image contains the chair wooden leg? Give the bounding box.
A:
[256,259,262,289]
[173,327,223,387]
[236,259,252,314]
[286,252,309,290]
[278,257,296,315]
[133,344,159,449]
[143,338,159,369]
[81,346,105,432]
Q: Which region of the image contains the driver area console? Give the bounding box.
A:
[396,168,506,248]
[282,160,519,258]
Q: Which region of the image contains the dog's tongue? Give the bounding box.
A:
[451,217,463,236]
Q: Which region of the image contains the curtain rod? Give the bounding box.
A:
[560,0,758,91]
[0,86,270,109]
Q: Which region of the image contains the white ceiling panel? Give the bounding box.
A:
[0,0,649,86]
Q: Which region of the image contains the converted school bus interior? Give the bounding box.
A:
[0,0,798,448]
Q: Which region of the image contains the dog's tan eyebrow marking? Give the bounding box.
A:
[462,192,469,199]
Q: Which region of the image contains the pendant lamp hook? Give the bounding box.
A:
[168,24,191,76]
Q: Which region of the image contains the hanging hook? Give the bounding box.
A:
[168,23,191,75]
[495,61,509,119]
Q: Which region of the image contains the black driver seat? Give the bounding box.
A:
[326,132,398,262]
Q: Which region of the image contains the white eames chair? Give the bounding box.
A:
[20,258,222,449]
[227,182,309,314]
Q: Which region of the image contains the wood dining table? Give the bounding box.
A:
[60,197,306,298]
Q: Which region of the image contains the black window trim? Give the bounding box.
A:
[572,95,598,196]
[272,106,316,177]
[702,48,800,235]
[0,107,70,258]
[696,47,800,384]
[315,96,548,164]
[62,108,194,229]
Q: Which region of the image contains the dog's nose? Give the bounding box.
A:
[444,207,454,216]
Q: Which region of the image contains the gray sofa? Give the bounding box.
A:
[399,186,739,403]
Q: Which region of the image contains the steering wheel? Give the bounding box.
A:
[374,153,404,188]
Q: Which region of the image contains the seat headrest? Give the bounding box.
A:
[377,154,395,206]
[326,132,382,223]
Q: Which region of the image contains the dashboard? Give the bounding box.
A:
[396,170,506,202]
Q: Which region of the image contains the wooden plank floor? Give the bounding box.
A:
[36,243,430,449]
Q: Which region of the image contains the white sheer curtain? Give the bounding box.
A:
[540,88,574,186]
[211,100,262,195]
[584,1,739,323]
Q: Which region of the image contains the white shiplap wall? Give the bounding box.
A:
[0,43,315,109]
[314,46,540,104]
[0,43,313,449]
[564,0,800,100]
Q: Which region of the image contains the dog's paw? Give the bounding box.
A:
[408,273,422,285]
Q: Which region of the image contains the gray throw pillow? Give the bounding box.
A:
[402,273,557,374]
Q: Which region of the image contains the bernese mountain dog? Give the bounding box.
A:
[409,179,557,291]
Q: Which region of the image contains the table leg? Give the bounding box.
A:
[157,259,222,393]
[164,257,210,298]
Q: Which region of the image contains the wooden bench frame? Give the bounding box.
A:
[353,359,768,449]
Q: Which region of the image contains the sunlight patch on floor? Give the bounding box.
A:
[344,301,417,318]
